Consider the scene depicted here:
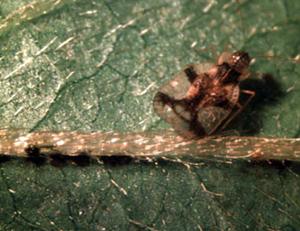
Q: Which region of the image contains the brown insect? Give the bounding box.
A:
[153,50,255,139]
[153,0,299,139]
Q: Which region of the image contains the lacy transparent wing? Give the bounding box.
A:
[153,62,243,139]
[153,63,216,138]
[154,62,215,101]
[196,106,232,136]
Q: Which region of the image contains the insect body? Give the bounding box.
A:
[153,51,255,139]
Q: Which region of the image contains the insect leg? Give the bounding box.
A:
[220,89,255,131]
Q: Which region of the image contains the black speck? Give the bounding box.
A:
[0,154,10,163]
[71,153,90,167]
[25,145,46,166]
[184,65,198,83]
[50,153,67,167]
[99,155,133,166]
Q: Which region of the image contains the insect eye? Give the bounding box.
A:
[228,51,250,72]
[193,82,199,88]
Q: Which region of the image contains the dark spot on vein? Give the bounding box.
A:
[101,205,110,212]
[49,153,67,167]
[25,145,46,166]
[184,65,198,83]
[0,154,10,163]
[99,155,133,166]
[71,153,90,167]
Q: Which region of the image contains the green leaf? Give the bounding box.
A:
[1,0,300,230]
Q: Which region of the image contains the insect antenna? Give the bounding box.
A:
[251,55,300,64]
[235,0,247,51]
[235,0,300,64]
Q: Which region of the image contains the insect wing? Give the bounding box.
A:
[155,62,215,100]
[196,106,231,136]
[195,83,240,137]
[153,62,215,138]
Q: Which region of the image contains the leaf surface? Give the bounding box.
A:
[0,0,300,230]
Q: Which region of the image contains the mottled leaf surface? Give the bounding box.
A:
[0,0,300,230]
